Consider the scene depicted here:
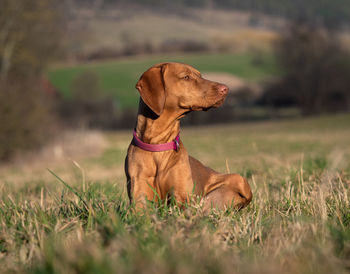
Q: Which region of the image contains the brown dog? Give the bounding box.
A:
[125,62,252,211]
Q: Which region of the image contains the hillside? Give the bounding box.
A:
[63,7,282,60]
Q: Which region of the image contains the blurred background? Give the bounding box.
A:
[1,0,350,162]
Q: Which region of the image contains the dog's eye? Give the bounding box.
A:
[182,75,190,80]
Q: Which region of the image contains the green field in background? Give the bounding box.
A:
[48,52,279,109]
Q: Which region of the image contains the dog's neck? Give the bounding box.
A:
[135,99,182,144]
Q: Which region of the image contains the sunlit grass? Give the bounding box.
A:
[0,113,350,273]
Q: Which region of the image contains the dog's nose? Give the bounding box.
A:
[218,84,228,96]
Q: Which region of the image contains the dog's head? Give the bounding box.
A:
[136,62,228,116]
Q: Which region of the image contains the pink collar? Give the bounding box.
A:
[132,130,180,152]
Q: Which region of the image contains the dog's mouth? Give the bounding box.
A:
[190,96,226,112]
[190,105,206,111]
[186,89,227,112]
[212,97,226,108]
[209,94,227,109]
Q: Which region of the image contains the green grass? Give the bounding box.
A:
[1,113,350,273]
[48,52,279,109]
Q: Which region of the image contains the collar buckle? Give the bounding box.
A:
[174,138,180,152]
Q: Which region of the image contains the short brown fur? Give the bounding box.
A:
[125,62,252,211]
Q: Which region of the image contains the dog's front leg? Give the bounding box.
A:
[128,176,159,211]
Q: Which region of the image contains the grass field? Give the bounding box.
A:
[1,113,349,273]
[48,52,279,109]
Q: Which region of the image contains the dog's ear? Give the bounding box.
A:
[135,65,166,116]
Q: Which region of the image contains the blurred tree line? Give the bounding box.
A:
[77,0,350,29]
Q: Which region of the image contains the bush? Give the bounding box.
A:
[0,80,56,161]
[59,71,118,129]
[260,23,350,115]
